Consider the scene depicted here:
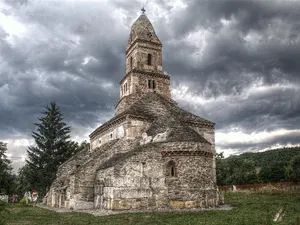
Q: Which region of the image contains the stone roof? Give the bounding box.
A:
[90,92,214,141]
[127,14,161,46]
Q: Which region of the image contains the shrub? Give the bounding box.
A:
[0,200,10,225]
[19,197,28,206]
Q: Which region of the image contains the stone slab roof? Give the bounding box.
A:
[90,92,214,141]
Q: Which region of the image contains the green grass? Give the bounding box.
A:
[3,191,300,225]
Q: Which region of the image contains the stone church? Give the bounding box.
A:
[46,11,220,210]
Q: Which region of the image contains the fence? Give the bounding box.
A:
[218,182,295,191]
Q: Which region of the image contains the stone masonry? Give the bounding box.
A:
[45,11,221,211]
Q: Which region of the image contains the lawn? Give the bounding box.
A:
[2,191,300,225]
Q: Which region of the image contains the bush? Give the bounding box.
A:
[0,200,10,225]
[19,197,28,206]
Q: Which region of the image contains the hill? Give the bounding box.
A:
[236,146,300,167]
[217,146,300,185]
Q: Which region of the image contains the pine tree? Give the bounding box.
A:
[26,102,79,196]
[0,142,13,194]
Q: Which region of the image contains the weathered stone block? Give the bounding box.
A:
[170,201,185,209]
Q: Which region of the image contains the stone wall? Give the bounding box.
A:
[95,141,218,210]
[90,117,150,151]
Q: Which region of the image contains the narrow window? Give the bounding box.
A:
[171,166,175,177]
[124,82,128,93]
[148,80,155,89]
[152,80,155,89]
[130,57,133,69]
[147,54,152,66]
[166,161,176,177]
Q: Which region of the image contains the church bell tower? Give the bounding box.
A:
[115,9,171,115]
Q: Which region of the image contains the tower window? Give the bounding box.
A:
[148,80,155,89]
[147,54,152,66]
[130,57,133,69]
[124,82,128,93]
[166,161,176,177]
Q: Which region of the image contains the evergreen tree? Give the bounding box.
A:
[26,102,79,196]
[0,142,13,194]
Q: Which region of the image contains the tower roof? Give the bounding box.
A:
[128,14,161,46]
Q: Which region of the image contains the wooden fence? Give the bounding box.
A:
[218,182,295,191]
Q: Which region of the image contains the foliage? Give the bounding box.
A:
[0,142,16,195]
[238,146,300,168]
[217,146,300,185]
[23,102,84,197]
[2,191,300,225]
[217,156,258,185]
[0,200,10,225]
[19,197,29,206]
[258,162,288,183]
[286,155,300,183]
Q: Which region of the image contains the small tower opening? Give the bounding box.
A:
[130,57,133,70]
[166,160,176,177]
[148,80,155,89]
[147,53,152,66]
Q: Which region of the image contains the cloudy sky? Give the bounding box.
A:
[1,0,300,171]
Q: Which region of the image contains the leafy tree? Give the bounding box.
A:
[225,157,258,185]
[26,102,81,196]
[0,142,14,195]
[216,152,228,185]
[217,156,259,185]
[258,162,287,183]
[286,155,300,183]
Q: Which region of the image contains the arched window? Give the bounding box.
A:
[130,57,133,69]
[166,160,176,177]
[147,53,152,66]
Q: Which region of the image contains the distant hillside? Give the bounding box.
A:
[236,146,300,167]
[217,146,300,185]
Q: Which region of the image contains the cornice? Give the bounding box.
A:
[120,69,170,84]
[126,38,162,55]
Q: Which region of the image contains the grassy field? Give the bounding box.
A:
[2,191,300,225]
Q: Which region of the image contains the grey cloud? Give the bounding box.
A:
[1,0,300,165]
[218,131,300,154]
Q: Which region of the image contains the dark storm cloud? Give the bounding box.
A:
[164,0,300,87]
[1,0,300,160]
[0,1,127,139]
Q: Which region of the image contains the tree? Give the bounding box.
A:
[216,152,228,185]
[26,102,80,196]
[286,155,300,183]
[0,142,14,195]
[258,162,287,183]
[217,156,259,185]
